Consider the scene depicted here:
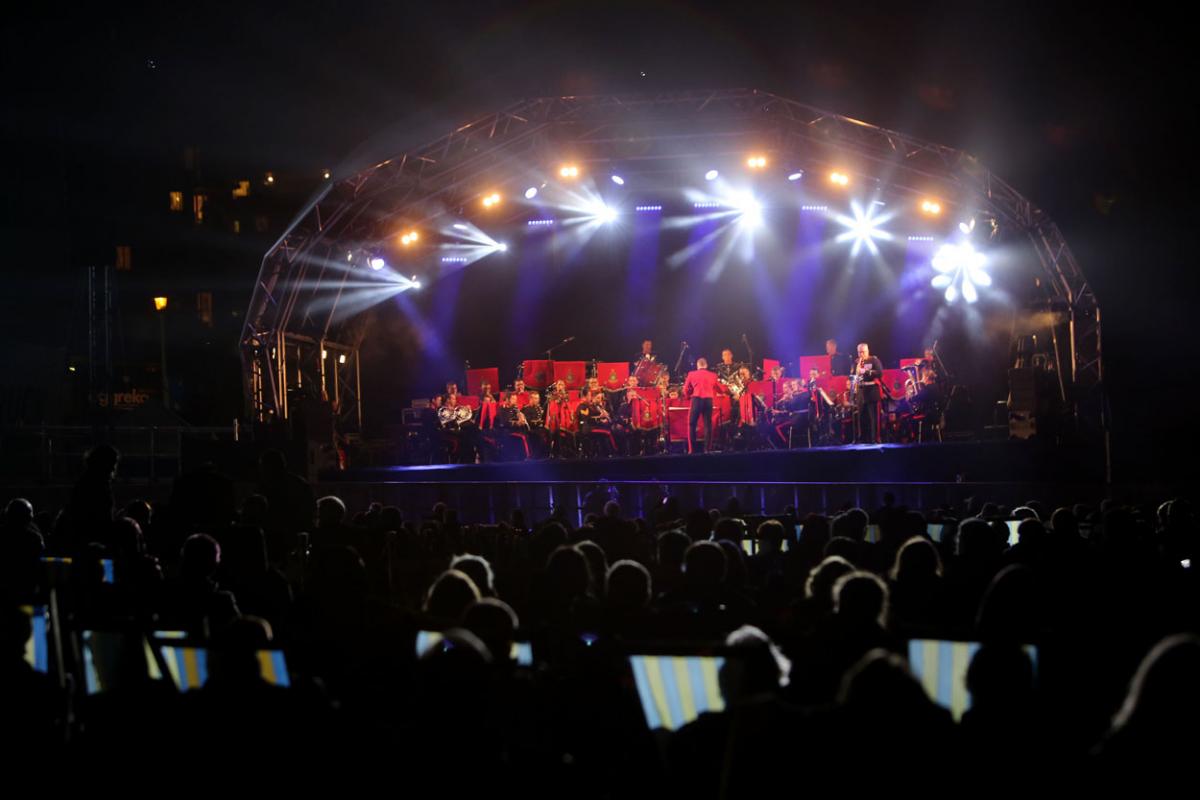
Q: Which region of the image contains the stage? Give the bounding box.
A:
[321,439,1107,525]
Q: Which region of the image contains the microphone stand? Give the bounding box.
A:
[931,340,953,382]
[544,336,575,397]
[672,341,690,377]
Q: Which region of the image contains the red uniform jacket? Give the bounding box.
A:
[684,369,720,399]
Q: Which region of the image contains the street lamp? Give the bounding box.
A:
[154,297,170,408]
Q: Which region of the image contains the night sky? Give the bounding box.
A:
[3,2,1196,481]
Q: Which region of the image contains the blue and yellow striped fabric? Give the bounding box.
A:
[160,646,210,690]
[907,639,978,721]
[21,606,49,673]
[158,646,289,689]
[256,650,291,687]
[629,655,725,731]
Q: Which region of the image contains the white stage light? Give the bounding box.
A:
[369,257,386,271]
[525,187,538,200]
[611,175,625,186]
[931,241,990,303]
[833,200,894,256]
[705,169,719,181]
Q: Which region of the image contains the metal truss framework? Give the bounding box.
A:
[242,89,1102,436]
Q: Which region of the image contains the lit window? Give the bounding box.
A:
[232,220,241,234]
[193,193,206,223]
[169,191,183,212]
[197,292,213,327]
[115,245,132,271]
[233,180,250,198]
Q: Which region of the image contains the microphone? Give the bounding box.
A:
[561,336,575,344]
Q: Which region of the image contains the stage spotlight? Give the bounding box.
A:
[153,296,168,311]
[399,231,420,247]
[497,242,509,252]
[833,200,894,256]
[322,169,331,180]
[829,171,850,187]
[559,164,580,179]
[611,175,625,186]
[746,155,768,169]
[369,257,386,271]
[920,199,943,216]
[705,169,720,181]
[524,187,538,200]
[338,354,347,364]
[596,204,619,224]
[346,251,354,261]
[959,218,976,235]
[787,172,804,181]
[733,192,763,227]
[931,241,990,303]
[481,192,502,209]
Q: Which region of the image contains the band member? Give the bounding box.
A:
[735,366,756,427]
[633,339,657,369]
[521,390,549,458]
[715,349,740,382]
[478,382,499,430]
[510,379,531,408]
[854,342,885,444]
[826,339,852,377]
[498,393,531,459]
[576,390,616,457]
[438,392,478,463]
[773,378,810,448]
[684,357,719,454]
[546,379,576,457]
[617,382,657,456]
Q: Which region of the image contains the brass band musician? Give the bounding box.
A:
[853,343,885,444]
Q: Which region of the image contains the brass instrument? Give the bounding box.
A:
[438,404,473,429]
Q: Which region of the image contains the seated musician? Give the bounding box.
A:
[497,392,532,460]
[521,390,550,458]
[546,380,576,458]
[511,379,531,408]
[617,381,656,457]
[773,378,811,448]
[478,382,499,430]
[439,392,478,463]
[576,389,616,457]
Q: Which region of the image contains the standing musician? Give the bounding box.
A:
[853,342,885,444]
[633,339,657,369]
[684,357,719,454]
[826,339,853,377]
[715,348,740,382]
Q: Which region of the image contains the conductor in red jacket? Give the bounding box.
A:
[684,357,719,454]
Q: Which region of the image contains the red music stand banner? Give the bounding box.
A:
[881,368,908,398]
[762,358,781,379]
[597,362,630,391]
[466,368,499,398]
[553,361,587,390]
[458,395,481,410]
[799,355,832,379]
[522,360,552,389]
[818,375,849,397]
[747,379,775,409]
[899,357,923,369]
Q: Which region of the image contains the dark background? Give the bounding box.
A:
[2,2,1195,482]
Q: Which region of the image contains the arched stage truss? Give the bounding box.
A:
[241,89,1104,451]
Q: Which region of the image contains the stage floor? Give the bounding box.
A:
[320,440,1105,524]
[344,439,1103,486]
